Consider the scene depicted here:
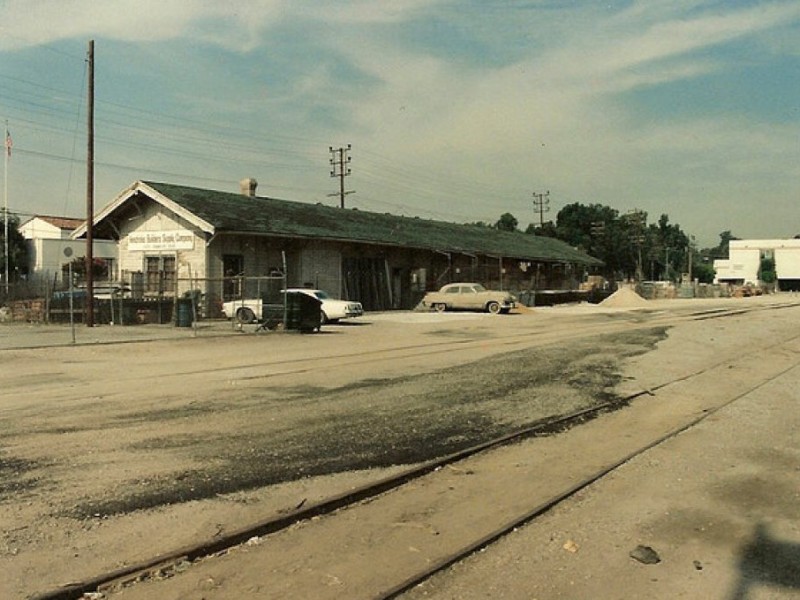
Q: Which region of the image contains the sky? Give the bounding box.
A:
[0,0,799,248]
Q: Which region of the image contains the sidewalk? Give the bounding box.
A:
[0,321,241,350]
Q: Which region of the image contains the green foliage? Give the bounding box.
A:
[495,212,519,232]
[702,230,739,259]
[489,204,706,284]
[526,221,558,237]
[760,257,776,283]
[64,257,110,280]
[0,213,29,281]
[692,261,716,284]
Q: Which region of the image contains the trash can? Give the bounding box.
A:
[175,298,193,327]
[285,291,321,332]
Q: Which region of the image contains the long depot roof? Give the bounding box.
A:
[85,180,602,266]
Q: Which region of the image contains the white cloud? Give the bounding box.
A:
[0,0,441,52]
[311,1,800,235]
[0,0,288,51]
[3,1,800,243]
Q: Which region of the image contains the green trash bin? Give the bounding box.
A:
[283,291,321,332]
[258,291,321,332]
[175,298,193,327]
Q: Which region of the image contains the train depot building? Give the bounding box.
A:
[73,179,601,315]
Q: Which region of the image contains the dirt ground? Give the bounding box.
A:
[1,294,798,599]
[404,305,800,600]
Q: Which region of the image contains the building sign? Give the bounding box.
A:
[128,230,194,251]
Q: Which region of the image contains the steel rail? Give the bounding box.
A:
[30,400,625,600]
[377,355,800,599]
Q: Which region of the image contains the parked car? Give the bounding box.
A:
[222,289,364,325]
[422,283,516,314]
[286,289,364,324]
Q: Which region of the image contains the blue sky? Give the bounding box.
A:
[1,0,799,247]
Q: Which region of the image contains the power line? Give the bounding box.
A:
[0,64,548,226]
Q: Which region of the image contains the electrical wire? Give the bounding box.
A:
[0,62,539,227]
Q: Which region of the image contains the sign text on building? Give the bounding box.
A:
[128,230,194,251]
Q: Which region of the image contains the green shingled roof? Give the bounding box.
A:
[145,181,601,265]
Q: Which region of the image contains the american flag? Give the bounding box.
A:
[4,128,10,157]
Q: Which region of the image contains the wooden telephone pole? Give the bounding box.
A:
[86,40,95,327]
[532,190,550,227]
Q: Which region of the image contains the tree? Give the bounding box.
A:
[554,203,637,279]
[704,230,739,259]
[63,256,110,282]
[713,231,736,260]
[525,221,558,237]
[495,212,519,232]
[645,214,689,282]
[759,257,776,284]
[692,261,715,284]
[0,212,29,283]
[696,231,741,283]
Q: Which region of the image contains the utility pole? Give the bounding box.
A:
[590,220,605,255]
[328,145,354,208]
[86,39,95,327]
[3,119,9,298]
[626,209,646,282]
[532,191,550,228]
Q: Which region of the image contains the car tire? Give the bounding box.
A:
[486,301,501,314]
[236,307,256,324]
[434,303,447,313]
[320,310,328,325]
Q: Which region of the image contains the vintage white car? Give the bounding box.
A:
[422,283,516,314]
[222,289,364,324]
[288,289,363,324]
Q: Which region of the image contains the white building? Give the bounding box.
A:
[714,239,800,290]
[19,215,117,283]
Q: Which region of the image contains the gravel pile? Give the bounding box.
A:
[600,287,649,308]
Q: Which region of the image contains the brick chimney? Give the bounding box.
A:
[239,178,258,197]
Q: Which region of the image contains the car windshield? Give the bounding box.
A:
[313,291,331,299]
[470,284,487,292]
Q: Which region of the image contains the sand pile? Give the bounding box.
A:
[599,287,649,308]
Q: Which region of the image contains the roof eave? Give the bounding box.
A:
[71,181,216,240]
[216,229,600,264]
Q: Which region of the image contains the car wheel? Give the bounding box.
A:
[236,307,256,324]
[320,310,328,325]
[434,303,446,313]
[486,301,501,314]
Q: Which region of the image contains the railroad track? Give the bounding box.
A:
[29,302,800,600]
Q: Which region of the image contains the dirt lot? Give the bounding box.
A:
[1,294,798,599]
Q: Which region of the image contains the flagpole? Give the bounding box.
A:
[3,119,8,297]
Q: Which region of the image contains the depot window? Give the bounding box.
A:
[144,255,176,294]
